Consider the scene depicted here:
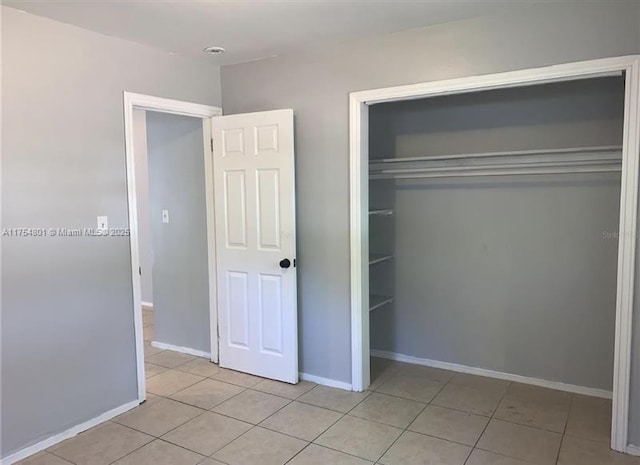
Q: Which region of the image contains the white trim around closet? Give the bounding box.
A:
[349,55,640,454]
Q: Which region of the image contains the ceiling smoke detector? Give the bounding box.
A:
[203,46,225,55]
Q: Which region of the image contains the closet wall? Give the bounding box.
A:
[369,77,625,391]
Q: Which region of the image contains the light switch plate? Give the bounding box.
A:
[162,210,169,224]
[97,216,108,230]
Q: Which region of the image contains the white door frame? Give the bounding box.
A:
[123,92,222,403]
[349,55,640,453]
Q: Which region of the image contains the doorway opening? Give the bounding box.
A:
[124,92,222,402]
[125,95,300,402]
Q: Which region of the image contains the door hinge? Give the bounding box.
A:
[293,259,296,268]
[139,266,142,276]
[210,138,214,152]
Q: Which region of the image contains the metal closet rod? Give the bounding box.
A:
[369,165,622,180]
[371,158,621,176]
[369,145,623,164]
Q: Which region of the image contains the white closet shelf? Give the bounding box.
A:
[369,145,622,180]
[369,254,393,265]
[369,209,394,216]
[370,294,393,312]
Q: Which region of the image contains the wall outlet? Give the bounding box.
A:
[97,216,108,230]
[162,210,169,224]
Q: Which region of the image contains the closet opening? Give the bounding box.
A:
[349,56,640,454]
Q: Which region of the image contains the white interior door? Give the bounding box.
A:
[211,109,298,383]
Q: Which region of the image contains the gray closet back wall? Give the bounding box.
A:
[369,77,624,391]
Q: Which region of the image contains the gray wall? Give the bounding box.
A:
[146,111,210,353]
[0,7,220,458]
[220,0,640,444]
[133,109,154,304]
[369,77,624,391]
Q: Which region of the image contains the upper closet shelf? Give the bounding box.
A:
[369,145,622,180]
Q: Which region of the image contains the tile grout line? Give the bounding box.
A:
[554,393,575,465]
[118,331,314,464]
[46,449,79,465]
[202,385,316,462]
[259,400,347,445]
[367,365,457,464]
[284,375,412,463]
[152,381,282,463]
[45,421,158,465]
[106,437,208,465]
[462,380,513,465]
[110,404,210,461]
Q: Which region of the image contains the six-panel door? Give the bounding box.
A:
[211,109,298,383]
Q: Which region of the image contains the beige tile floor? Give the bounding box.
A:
[20,308,640,465]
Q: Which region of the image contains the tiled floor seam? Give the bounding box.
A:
[128,438,208,464]
[238,392,294,422]
[369,386,443,404]
[159,413,254,456]
[45,420,159,465]
[460,379,513,464]
[293,385,361,414]
[472,446,542,464]
[113,388,210,435]
[111,402,209,438]
[306,441,387,463]
[553,393,575,465]
[46,450,80,465]
[165,383,249,412]
[147,376,204,397]
[462,413,497,464]
[350,373,455,464]
[246,386,313,401]
[207,377,263,389]
[294,381,406,462]
[258,406,347,443]
[208,425,264,461]
[282,442,315,465]
[166,383,306,459]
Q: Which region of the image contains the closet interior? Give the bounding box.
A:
[367,75,625,394]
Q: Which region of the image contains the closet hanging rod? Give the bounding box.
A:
[371,158,622,176]
[369,165,621,180]
[370,145,622,165]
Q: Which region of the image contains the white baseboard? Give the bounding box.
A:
[1,400,139,465]
[150,341,211,359]
[627,445,640,456]
[370,349,612,399]
[300,372,352,391]
[141,301,153,308]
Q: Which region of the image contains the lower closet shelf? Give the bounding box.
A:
[369,254,393,265]
[370,294,393,312]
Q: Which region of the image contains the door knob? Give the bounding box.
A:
[279,258,291,269]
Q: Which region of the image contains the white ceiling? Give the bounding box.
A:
[3,0,542,65]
